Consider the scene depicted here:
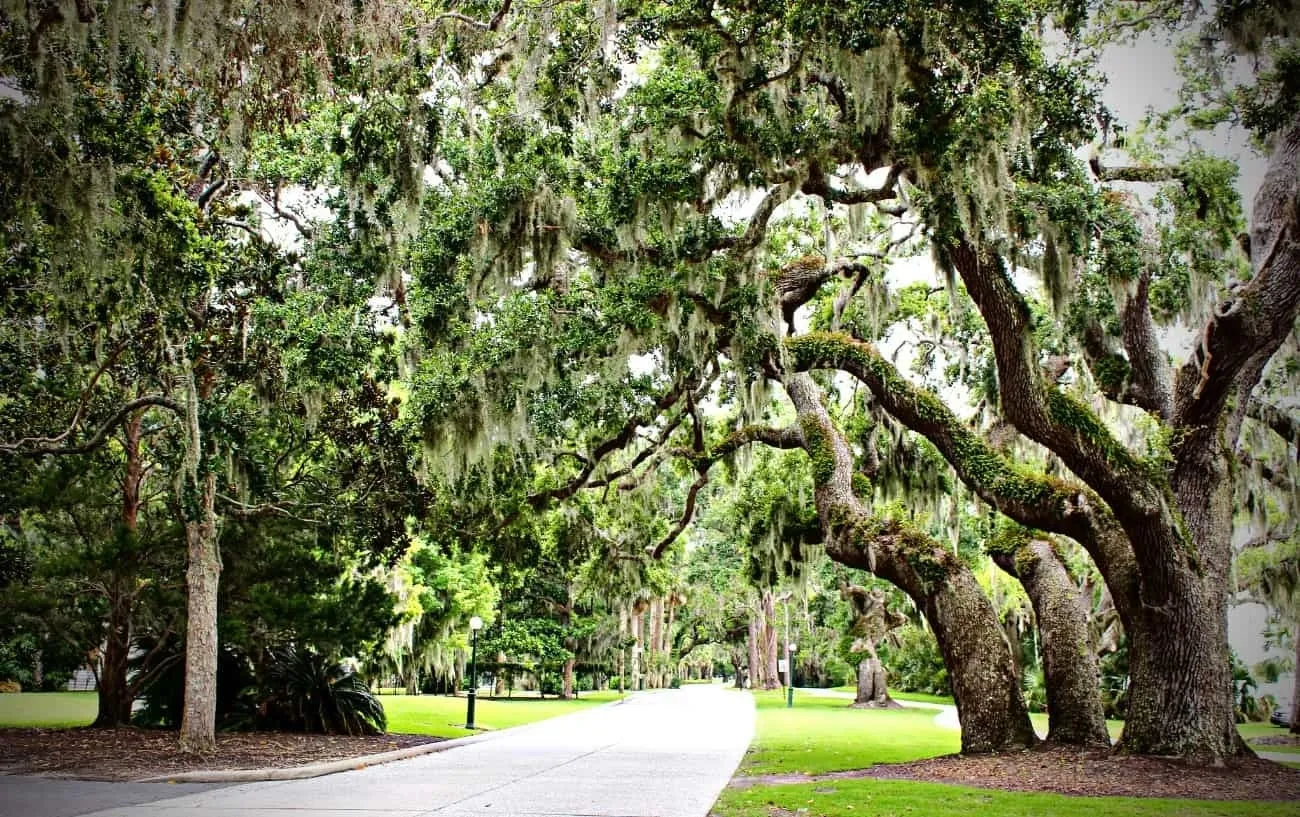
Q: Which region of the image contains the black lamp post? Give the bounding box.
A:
[466,615,483,729]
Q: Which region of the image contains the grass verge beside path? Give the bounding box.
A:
[0,692,97,727]
[714,689,1296,817]
[0,689,624,736]
[382,689,624,737]
[714,778,1299,817]
[740,690,958,776]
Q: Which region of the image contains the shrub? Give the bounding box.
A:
[879,623,950,697]
[0,679,20,693]
[258,646,386,736]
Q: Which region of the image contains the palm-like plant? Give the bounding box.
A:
[259,646,386,736]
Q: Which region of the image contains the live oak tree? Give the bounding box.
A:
[398,0,1298,761]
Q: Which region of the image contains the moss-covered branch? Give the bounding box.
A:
[785,330,1142,623]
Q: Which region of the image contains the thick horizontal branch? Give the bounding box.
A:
[0,396,183,458]
[1247,398,1300,448]
[785,331,1141,621]
[943,240,1171,535]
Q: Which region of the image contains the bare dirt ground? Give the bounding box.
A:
[731,744,1300,801]
[0,727,440,781]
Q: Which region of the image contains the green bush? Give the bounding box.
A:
[258,646,386,736]
[878,624,950,697]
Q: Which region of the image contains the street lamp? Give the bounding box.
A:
[466,615,484,729]
[786,643,797,708]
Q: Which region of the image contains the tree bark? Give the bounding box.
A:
[1292,636,1299,735]
[562,657,576,699]
[495,651,507,696]
[649,597,663,688]
[179,368,219,754]
[630,600,645,691]
[852,657,898,708]
[179,469,219,754]
[747,614,760,690]
[94,412,145,728]
[991,536,1109,746]
[760,590,780,690]
[785,373,1035,753]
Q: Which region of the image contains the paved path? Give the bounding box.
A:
[38,686,754,817]
[0,778,232,817]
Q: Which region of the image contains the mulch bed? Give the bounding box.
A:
[0,727,441,781]
[732,744,1300,801]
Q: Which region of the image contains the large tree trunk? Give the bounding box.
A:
[95,412,145,728]
[991,535,1110,746]
[179,468,219,754]
[852,656,897,708]
[1292,637,1299,735]
[786,373,1035,753]
[495,651,507,696]
[179,367,220,755]
[760,590,780,690]
[93,593,134,727]
[1119,417,1243,762]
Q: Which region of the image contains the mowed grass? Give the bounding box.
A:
[739,690,958,776]
[713,778,1299,817]
[383,690,624,737]
[0,689,623,736]
[0,692,97,727]
[713,689,1297,817]
[830,687,955,707]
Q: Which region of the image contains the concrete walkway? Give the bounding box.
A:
[49,685,754,817]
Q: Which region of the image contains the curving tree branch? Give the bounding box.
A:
[0,396,183,458]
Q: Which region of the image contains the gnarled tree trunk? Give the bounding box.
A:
[991,534,1109,746]
[786,373,1035,753]
[853,657,896,708]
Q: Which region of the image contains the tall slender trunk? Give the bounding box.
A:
[746,614,760,690]
[495,652,507,696]
[179,372,220,755]
[760,590,780,690]
[179,468,218,753]
[1292,637,1299,735]
[649,597,663,688]
[664,599,676,686]
[630,601,645,691]
[991,536,1109,746]
[616,605,627,694]
[95,411,145,728]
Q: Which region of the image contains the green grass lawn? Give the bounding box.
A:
[829,686,956,707]
[0,692,97,728]
[382,690,624,737]
[714,690,1296,817]
[714,778,1299,817]
[740,690,959,776]
[0,689,623,736]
